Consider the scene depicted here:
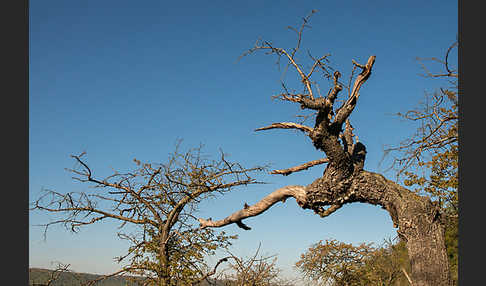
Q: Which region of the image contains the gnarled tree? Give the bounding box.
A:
[198,12,453,286]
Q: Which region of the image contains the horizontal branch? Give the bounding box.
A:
[255,122,313,134]
[33,203,158,228]
[270,158,329,176]
[198,185,307,230]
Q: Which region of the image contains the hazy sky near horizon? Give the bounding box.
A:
[29,0,457,281]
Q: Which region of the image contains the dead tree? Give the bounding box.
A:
[198,12,452,286]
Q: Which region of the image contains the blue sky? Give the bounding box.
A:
[29,0,457,281]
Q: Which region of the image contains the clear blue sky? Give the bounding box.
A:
[29,0,457,281]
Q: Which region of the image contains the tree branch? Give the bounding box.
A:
[198,185,307,230]
[255,122,313,134]
[191,256,232,286]
[313,204,343,218]
[334,55,376,126]
[270,158,329,176]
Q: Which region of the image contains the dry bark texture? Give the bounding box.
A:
[199,17,452,285]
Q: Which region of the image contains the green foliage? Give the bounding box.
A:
[295,239,374,286]
[295,239,411,286]
[444,213,458,285]
[128,226,236,285]
[358,240,411,286]
[401,99,458,213]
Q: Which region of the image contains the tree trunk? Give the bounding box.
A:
[159,237,170,286]
[405,221,451,286]
[201,169,452,286]
[304,170,452,286]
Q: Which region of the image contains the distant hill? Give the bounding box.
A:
[29,268,141,286]
[29,268,224,286]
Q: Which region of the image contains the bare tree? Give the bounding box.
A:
[31,143,266,286]
[198,11,453,286]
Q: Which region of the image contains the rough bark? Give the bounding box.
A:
[201,169,451,286]
[335,171,451,286]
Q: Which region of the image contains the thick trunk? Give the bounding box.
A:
[406,221,450,286]
[305,170,452,286]
[201,170,452,285]
[200,169,452,285]
[159,238,170,286]
[199,126,451,286]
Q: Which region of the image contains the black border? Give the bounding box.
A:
[458,0,479,285]
[5,0,29,284]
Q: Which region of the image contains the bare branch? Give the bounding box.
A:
[270,158,329,176]
[241,18,320,100]
[198,185,307,230]
[417,42,458,79]
[34,202,156,228]
[444,41,458,77]
[39,263,72,286]
[351,59,366,69]
[334,55,376,126]
[307,53,332,80]
[288,10,317,58]
[255,122,313,134]
[191,256,232,286]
